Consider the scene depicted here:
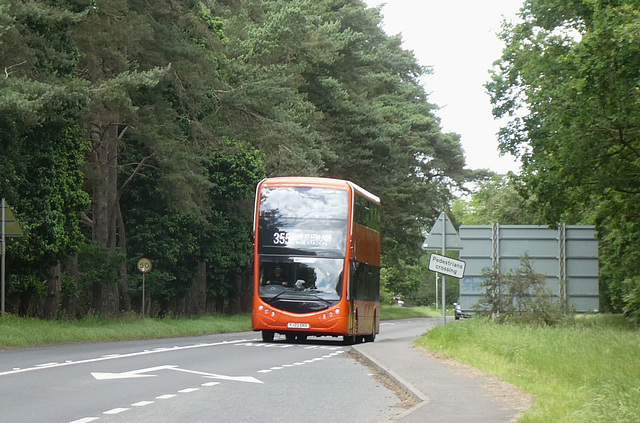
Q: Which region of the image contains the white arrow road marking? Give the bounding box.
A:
[169,366,262,383]
[91,365,175,380]
[0,338,256,377]
[91,364,262,384]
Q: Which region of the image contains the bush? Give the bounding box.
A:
[621,276,640,322]
[473,255,573,325]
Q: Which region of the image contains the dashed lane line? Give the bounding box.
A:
[69,381,219,423]
[256,350,346,374]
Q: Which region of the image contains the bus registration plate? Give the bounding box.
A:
[287,322,310,329]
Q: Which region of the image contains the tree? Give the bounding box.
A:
[210,0,328,176]
[487,0,640,314]
[121,138,263,316]
[213,0,469,296]
[0,1,90,318]
[453,173,539,225]
[2,0,473,319]
[72,0,233,315]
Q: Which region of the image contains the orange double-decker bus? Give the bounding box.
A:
[252,177,381,344]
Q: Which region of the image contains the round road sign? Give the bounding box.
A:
[137,257,152,273]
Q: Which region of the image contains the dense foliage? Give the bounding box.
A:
[487,0,640,318]
[453,173,540,225]
[1,0,467,318]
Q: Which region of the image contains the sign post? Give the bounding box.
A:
[137,257,152,318]
[1,199,23,316]
[423,212,463,325]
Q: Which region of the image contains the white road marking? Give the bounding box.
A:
[91,364,262,384]
[236,342,293,348]
[103,408,129,415]
[256,348,346,373]
[68,371,223,423]
[0,339,251,377]
[91,365,173,380]
[171,366,262,383]
[201,382,220,387]
[132,401,154,407]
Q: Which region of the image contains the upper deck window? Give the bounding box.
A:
[260,186,348,220]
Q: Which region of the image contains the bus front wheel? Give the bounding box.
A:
[262,330,275,342]
[343,335,356,345]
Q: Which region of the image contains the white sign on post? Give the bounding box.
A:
[428,253,466,279]
[424,212,464,325]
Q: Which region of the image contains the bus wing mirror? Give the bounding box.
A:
[350,258,358,272]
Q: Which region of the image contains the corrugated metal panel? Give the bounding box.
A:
[458,225,599,313]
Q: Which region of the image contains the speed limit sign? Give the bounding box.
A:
[137,257,152,273]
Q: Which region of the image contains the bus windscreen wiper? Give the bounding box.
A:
[303,294,333,306]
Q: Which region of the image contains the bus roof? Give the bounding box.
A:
[258,177,380,204]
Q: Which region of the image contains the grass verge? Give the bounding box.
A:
[416,315,640,422]
[0,313,252,349]
[0,305,437,349]
[380,305,443,319]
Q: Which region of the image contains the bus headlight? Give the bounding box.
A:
[322,309,341,320]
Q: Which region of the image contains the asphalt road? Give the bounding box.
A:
[0,330,407,423]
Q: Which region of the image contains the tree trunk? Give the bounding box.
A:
[116,205,130,312]
[227,275,242,314]
[62,254,80,319]
[89,122,120,317]
[186,260,207,315]
[43,262,62,320]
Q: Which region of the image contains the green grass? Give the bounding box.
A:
[0,305,437,349]
[0,313,252,349]
[417,315,640,422]
[380,305,442,319]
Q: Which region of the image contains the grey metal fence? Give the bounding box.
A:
[458,224,599,313]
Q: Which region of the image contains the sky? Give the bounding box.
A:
[363,0,523,174]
